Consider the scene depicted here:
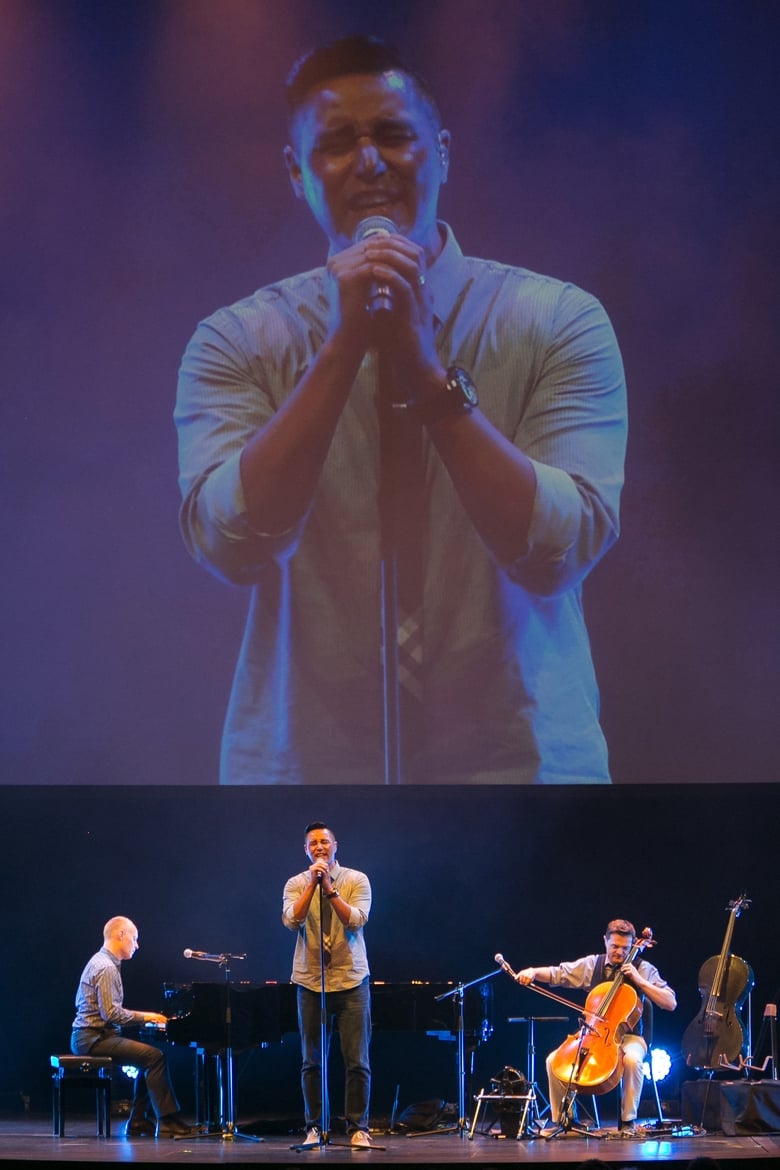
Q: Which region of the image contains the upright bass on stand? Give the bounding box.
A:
[682,893,754,1070]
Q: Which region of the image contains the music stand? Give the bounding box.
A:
[408,969,501,1139]
[185,952,262,1143]
[507,1014,566,1135]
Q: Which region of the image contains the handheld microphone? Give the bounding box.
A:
[183,948,223,962]
[353,215,398,316]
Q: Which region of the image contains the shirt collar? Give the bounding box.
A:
[101,945,121,968]
[425,221,466,327]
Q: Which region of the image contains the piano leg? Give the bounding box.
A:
[194,1049,224,1133]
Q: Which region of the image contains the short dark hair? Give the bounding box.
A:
[605,919,636,940]
[285,34,440,127]
[304,821,331,836]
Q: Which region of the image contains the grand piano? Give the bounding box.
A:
[163,979,493,1046]
[162,979,493,1127]
[163,981,297,1049]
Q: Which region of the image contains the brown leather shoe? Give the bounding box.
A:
[124,1117,155,1137]
[155,1114,194,1138]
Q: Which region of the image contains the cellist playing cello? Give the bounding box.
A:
[514,918,677,1133]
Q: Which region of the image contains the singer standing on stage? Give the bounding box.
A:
[71,916,193,1138]
[282,821,372,1148]
[175,35,627,785]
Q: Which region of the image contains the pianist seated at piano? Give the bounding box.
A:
[70,916,194,1139]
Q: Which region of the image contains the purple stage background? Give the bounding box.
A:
[2,0,778,785]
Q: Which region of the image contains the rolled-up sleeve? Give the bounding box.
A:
[175,311,305,585]
[282,874,306,931]
[342,870,371,931]
[549,955,598,990]
[505,285,627,596]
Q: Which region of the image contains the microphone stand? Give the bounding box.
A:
[377,343,402,786]
[187,952,261,1143]
[290,877,331,1151]
[410,969,501,1139]
[317,878,330,1147]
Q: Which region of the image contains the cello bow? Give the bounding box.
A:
[494,952,609,1022]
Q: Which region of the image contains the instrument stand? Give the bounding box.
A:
[769,1001,778,1080]
[691,1068,716,1131]
[408,969,501,1139]
[746,988,754,1074]
[186,953,262,1143]
[645,1041,666,1125]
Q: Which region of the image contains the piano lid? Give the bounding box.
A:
[370,981,492,1040]
[162,980,493,1047]
[163,982,297,1049]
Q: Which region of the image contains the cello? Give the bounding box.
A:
[682,893,754,1070]
[496,927,656,1097]
[548,926,656,1096]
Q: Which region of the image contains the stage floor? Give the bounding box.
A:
[1,1115,779,1167]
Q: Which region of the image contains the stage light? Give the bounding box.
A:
[121,1064,140,1079]
[643,1047,671,1082]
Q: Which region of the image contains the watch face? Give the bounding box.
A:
[448,367,479,408]
[412,367,478,424]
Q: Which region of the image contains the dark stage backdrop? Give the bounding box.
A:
[0,783,778,1116]
[1,0,778,787]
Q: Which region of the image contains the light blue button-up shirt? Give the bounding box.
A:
[282,861,371,993]
[176,225,627,784]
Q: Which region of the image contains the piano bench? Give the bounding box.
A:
[50,1055,113,1138]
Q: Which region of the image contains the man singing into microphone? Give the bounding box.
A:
[175,35,627,785]
[282,822,372,1148]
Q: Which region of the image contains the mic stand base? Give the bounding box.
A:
[542,1089,605,1142]
[289,1134,329,1152]
[186,1123,263,1144]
